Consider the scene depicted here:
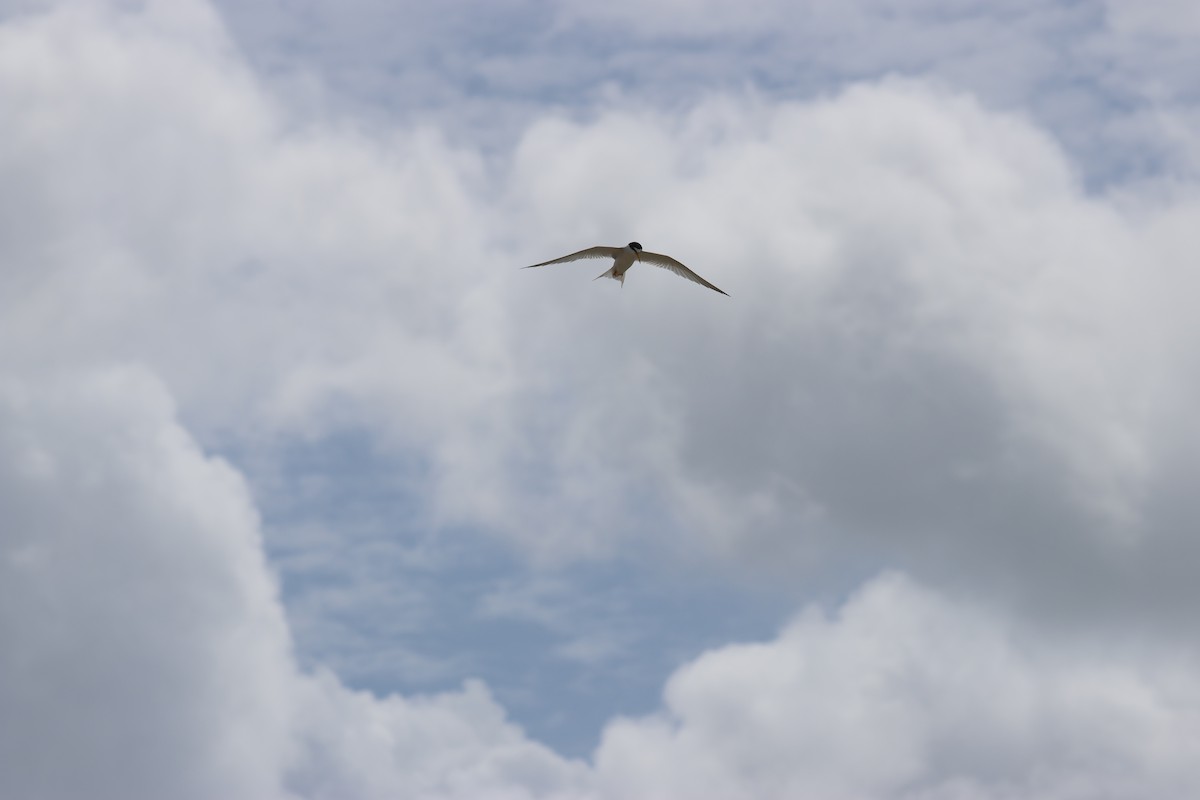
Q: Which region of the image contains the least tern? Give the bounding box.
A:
[523,242,729,296]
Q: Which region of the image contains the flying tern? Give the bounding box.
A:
[523,242,728,296]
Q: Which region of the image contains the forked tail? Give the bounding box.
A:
[593,266,625,286]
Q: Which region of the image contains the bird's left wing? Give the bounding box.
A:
[523,246,621,268]
[638,251,729,296]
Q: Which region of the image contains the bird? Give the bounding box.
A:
[523,242,728,296]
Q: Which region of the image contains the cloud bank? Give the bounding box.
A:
[5,369,1197,799]
[4,1,1200,797]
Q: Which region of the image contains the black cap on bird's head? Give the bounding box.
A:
[628,241,643,259]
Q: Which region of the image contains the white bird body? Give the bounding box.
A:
[523,242,728,296]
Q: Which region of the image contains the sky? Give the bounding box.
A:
[2,0,1200,797]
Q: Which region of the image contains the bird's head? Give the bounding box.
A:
[628,241,643,260]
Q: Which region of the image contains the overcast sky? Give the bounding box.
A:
[3,0,1200,797]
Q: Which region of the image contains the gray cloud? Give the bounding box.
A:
[498,82,1200,635]
[594,573,1200,800]
[8,0,1200,627]
[3,368,1196,799]
[207,0,1200,187]
[0,368,297,799]
[5,0,1200,796]
[7,0,1200,633]
[0,367,590,800]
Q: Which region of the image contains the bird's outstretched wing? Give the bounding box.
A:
[638,251,729,296]
[523,246,621,269]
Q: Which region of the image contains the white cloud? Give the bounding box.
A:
[595,573,1200,800]
[0,367,297,799]
[6,1,1200,797]
[208,0,1200,190]
[7,0,1200,606]
[502,80,1200,624]
[1105,0,1200,38]
[4,375,1197,798]
[0,366,590,800]
[292,673,589,800]
[0,0,510,450]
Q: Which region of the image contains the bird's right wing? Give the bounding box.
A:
[523,246,621,269]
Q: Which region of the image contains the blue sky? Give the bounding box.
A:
[4,1,1200,798]
[241,429,792,756]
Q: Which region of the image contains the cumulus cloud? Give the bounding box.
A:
[595,573,1200,800]
[1105,0,1200,37]
[502,81,1200,632]
[211,0,1200,187]
[7,0,1199,595]
[3,371,1196,799]
[0,368,296,799]
[5,379,1194,800]
[6,0,1200,797]
[0,0,509,455]
[0,367,589,800]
